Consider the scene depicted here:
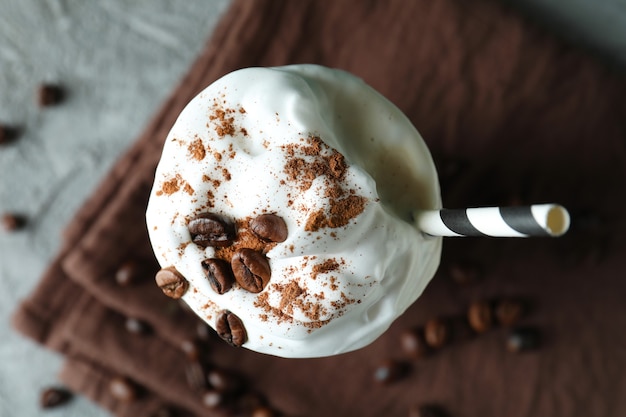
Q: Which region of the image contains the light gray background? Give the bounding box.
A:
[0,1,624,416]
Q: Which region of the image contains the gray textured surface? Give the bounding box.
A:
[0,0,624,416]
[512,0,626,67]
[0,1,229,416]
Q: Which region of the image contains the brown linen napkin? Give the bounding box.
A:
[13,0,626,416]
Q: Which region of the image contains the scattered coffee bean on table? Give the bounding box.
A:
[1,213,26,232]
[115,260,141,286]
[155,267,188,299]
[125,317,151,335]
[202,389,224,409]
[251,405,278,417]
[400,327,430,359]
[448,260,482,285]
[37,84,65,107]
[494,299,525,326]
[373,359,408,384]
[424,318,449,349]
[506,327,541,353]
[109,376,137,402]
[180,338,200,361]
[467,300,493,333]
[40,387,72,409]
[0,124,18,145]
[207,368,242,393]
[185,362,207,392]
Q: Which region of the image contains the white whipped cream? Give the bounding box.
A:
[146,65,442,358]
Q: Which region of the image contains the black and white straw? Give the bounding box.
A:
[414,204,570,237]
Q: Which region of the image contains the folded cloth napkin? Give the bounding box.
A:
[12,0,626,416]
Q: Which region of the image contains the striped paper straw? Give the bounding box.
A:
[414,204,570,237]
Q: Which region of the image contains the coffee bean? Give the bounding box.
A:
[507,327,541,353]
[467,300,493,333]
[37,84,64,107]
[250,214,288,242]
[0,124,18,146]
[373,359,408,384]
[207,368,242,393]
[216,310,247,347]
[448,260,482,285]
[125,317,151,335]
[424,318,449,349]
[231,248,271,293]
[201,258,234,294]
[155,267,188,299]
[400,328,429,359]
[188,213,235,247]
[40,387,72,409]
[180,339,200,361]
[495,299,525,327]
[251,405,278,417]
[185,362,207,391]
[1,213,25,232]
[115,260,140,286]
[202,389,224,409]
[109,376,137,402]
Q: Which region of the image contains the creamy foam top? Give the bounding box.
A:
[146,65,442,358]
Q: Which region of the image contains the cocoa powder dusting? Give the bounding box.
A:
[183,183,195,195]
[188,138,206,160]
[278,282,304,312]
[156,175,182,196]
[305,195,367,232]
[210,108,236,137]
[254,293,292,324]
[254,284,330,329]
[312,259,340,279]
[213,218,277,262]
[209,103,247,138]
[282,136,347,193]
[282,135,366,232]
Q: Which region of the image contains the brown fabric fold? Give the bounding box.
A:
[59,355,195,417]
[12,0,626,416]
